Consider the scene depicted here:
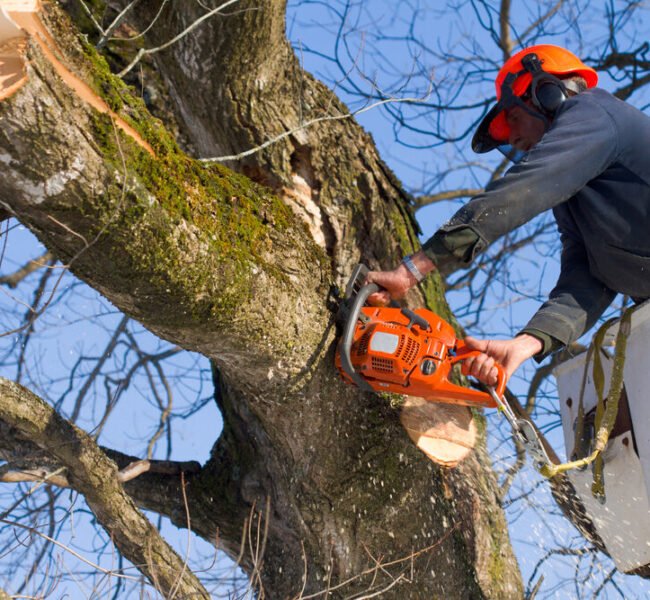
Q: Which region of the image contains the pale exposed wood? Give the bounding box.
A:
[0,6,28,100]
[5,3,154,155]
[400,398,476,467]
[1,1,39,12]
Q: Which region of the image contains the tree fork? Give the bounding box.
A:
[0,2,525,597]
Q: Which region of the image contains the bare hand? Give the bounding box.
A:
[460,334,543,386]
[365,264,414,305]
[365,251,436,306]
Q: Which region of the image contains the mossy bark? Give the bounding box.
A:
[0,2,523,598]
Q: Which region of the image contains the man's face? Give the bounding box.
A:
[505,103,546,152]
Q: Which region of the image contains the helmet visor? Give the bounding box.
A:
[472,102,508,153]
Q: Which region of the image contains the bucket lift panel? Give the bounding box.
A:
[554,300,650,573]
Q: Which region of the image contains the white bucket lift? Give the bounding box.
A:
[554,301,650,573]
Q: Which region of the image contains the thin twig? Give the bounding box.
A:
[0,519,139,582]
[201,95,433,164]
[118,0,244,77]
[97,0,143,49]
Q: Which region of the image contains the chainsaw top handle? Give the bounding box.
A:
[452,338,507,398]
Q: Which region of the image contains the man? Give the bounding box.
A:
[368,45,650,386]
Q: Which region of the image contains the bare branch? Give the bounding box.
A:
[0,377,210,599]
[499,0,513,59]
[520,1,566,44]
[201,94,434,163]
[74,0,105,37]
[118,0,244,77]
[96,0,143,49]
[0,251,53,289]
[415,188,484,208]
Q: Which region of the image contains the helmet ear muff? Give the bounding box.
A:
[529,75,567,114]
[521,52,568,116]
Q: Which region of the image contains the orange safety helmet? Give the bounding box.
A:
[472,45,598,153]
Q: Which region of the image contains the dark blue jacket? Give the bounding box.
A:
[423,88,650,349]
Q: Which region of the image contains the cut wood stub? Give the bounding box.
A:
[0,0,154,155]
[400,397,477,467]
[0,3,30,101]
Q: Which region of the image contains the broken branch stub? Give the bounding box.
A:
[0,0,153,155]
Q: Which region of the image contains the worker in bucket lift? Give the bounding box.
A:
[367,44,650,387]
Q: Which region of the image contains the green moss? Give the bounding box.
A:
[379,392,406,409]
[488,541,507,586]
[77,52,310,327]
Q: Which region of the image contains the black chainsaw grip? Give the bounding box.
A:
[340,282,379,393]
[400,307,431,331]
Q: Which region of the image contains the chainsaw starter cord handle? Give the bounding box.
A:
[400,307,431,331]
[340,282,380,393]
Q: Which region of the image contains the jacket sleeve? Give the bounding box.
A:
[521,229,616,349]
[422,93,619,266]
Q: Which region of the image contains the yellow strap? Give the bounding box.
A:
[590,308,632,498]
[540,308,633,481]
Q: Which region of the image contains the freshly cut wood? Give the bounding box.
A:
[1,1,39,11]
[1,0,153,154]
[400,397,477,467]
[0,4,27,100]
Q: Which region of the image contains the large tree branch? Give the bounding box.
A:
[0,3,330,386]
[0,3,527,597]
[0,377,210,599]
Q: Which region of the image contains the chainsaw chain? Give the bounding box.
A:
[488,388,555,474]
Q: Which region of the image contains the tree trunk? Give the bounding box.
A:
[0,2,523,597]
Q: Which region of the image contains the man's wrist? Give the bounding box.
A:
[515,333,544,357]
[402,255,425,282]
[397,262,419,287]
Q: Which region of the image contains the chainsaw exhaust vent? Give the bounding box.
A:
[402,338,420,365]
[371,357,394,373]
[357,331,371,356]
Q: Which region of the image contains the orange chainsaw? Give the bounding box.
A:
[334,264,554,471]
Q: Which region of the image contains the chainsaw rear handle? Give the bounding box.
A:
[452,340,507,398]
[339,281,379,393]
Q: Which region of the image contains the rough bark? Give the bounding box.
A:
[0,2,524,597]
